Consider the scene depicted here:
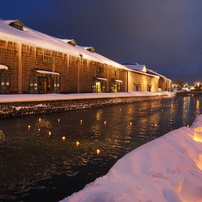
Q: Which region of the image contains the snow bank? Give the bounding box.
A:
[61,115,202,202]
[0,91,174,103]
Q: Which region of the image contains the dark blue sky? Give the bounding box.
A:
[1,0,202,84]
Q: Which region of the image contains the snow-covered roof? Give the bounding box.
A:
[124,63,171,80]
[0,19,127,70]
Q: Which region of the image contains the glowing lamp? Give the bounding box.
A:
[62,136,66,141]
[80,120,83,125]
[38,128,41,132]
[58,119,60,122]
[193,127,202,142]
[104,121,107,125]
[129,122,132,126]
[48,131,52,136]
[76,141,80,146]
[155,124,158,127]
[28,125,31,130]
[96,149,101,154]
[39,118,41,122]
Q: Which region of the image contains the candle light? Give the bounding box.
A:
[28,125,31,130]
[129,122,132,126]
[62,136,66,141]
[38,128,41,132]
[80,120,83,125]
[96,149,101,154]
[38,118,41,122]
[48,131,52,136]
[76,141,80,146]
[104,121,107,125]
[58,119,60,122]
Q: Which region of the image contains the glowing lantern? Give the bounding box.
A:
[28,125,31,130]
[80,120,83,125]
[62,136,66,141]
[76,141,80,146]
[58,119,60,122]
[96,149,101,154]
[48,131,52,136]
[193,127,202,142]
[129,122,132,126]
[38,128,41,132]
[104,121,107,125]
[39,118,41,122]
[155,124,158,127]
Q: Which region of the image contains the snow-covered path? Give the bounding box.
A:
[0,91,173,102]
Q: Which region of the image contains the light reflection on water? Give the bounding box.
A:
[0,96,202,201]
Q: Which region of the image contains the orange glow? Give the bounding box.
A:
[76,141,80,146]
[28,125,31,130]
[129,122,132,126]
[38,118,41,122]
[80,120,83,125]
[48,131,52,136]
[58,119,60,122]
[38,128,41,132]
[193,128,202,142]
[155,124,158,127]
[62,136,66,141]
[104,121,107,125]
[96,149,101,154]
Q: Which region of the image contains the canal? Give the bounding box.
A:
[0,96,201,201]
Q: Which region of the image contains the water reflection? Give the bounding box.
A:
[0,97,202,201]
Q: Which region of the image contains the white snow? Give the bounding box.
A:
[61,114,202,202]
[0,19,127,69]
[0,91,174,103]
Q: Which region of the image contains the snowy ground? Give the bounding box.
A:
[0,91,174,102]
[61,114,202,202]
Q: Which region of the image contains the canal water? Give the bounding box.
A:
[0,96,201,201]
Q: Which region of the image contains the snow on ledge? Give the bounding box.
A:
[61,114,202,202]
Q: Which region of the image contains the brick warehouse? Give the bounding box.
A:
[0,19,171,94]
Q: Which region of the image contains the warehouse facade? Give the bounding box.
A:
[0,19,171,94]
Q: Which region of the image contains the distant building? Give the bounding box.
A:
[0,19,172,94]
[124,63,172,92]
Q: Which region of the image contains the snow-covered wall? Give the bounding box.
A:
[0,95,165,118]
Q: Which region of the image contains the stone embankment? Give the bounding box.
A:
[0,94,167,118]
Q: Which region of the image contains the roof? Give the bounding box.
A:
[0,19,127,70]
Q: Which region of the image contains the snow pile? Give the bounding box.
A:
[61,115,202,202]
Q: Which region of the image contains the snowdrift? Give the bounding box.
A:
[61,114,202,202]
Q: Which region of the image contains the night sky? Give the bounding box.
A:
[1,0,202,84]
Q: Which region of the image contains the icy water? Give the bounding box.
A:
[0,96,201,201]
